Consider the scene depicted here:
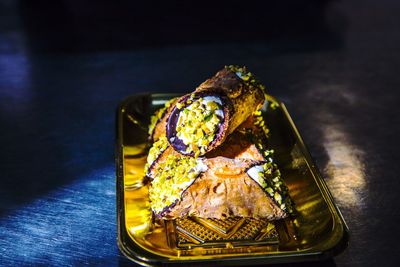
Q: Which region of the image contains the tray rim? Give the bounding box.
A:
[115,93,349,266]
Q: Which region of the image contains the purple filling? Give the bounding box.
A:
[166,95,190,153]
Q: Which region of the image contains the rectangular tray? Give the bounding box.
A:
[116,93,348,266]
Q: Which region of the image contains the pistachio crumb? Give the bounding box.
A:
[175,96,224,155]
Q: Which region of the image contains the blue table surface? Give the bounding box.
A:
[1,0,400,266]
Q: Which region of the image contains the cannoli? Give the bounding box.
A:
[166,66,265,157]
[148,117,294,219]
[145,66,295,220]
[149,156,294,220]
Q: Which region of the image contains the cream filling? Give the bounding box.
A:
[247,165,266,188]
[195,160,208,173]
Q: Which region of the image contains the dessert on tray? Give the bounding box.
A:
[145,66,295,220]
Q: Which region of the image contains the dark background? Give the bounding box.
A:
[1,0,399,266]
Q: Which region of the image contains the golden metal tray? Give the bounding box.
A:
[116,93,348,266]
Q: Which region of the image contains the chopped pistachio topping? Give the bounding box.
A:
[175,96,224,155]
[243,111,273,160]
[225,65,266,92]
[269,101,279,110]
[144,136,169,175]
[247,162,294,213]
[253,109,270,140]
[149,154,207,214]
[148,97,178,137]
